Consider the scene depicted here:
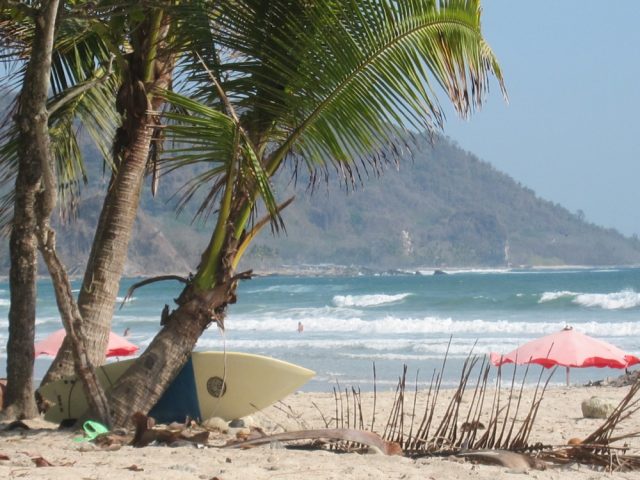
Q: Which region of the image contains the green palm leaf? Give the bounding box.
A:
[0,8,121,230]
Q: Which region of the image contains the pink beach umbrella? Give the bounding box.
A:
[490,326,640,386]
[35,329,138,358]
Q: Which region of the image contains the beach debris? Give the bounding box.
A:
[203,417,230,433]
[31,456,54,467]
[0,453,9,460]
[581,396,618,419]
[587,370,640,387]
[126,464,144,471]
[460,421,486,433]
[224,428,402,455]
[130,412,210,448]
[456,449,547,470]
[3,420,30,431]
[537,379,640,471]
[373,344,553,456]
[93,432,130,449]
[310,341,640,472]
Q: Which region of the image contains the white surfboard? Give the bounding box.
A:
[39,352,315,424]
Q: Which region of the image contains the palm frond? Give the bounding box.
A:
[0,8,121,231]
[180,0,503,183]
[157,90,238,221]
[266,0,505,175]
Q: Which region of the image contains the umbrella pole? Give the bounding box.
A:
[566,366,570,387]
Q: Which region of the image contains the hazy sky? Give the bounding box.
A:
[440,0,640,237]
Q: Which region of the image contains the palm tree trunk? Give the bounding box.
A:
[3,0,60,420]
[42,12,174,384]
[37,227,112,426]
[42,119,154,384]
[5,159,40,419]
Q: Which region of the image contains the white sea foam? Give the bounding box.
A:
[35,316,62,326]
[573,290,640,310]
[193,336,497,352]
[243,284,319,294]
[0,299,9,307]
[342,353,470,361]
[539,291,578,302]
[115,296,136,304]
[332,293,411,307]
[219,310,640,339]
[112,314,163,324]
[540,289,640,310]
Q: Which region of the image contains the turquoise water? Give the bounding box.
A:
[1,267,640,390]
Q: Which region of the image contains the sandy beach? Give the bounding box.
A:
[2,383,640,479]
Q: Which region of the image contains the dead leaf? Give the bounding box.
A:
[32,456,53,467]
[0,453,9,460]
[182,431,209,444]
[126,464,144,471]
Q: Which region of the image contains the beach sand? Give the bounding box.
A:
[2,385,640,479]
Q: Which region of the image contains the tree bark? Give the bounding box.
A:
[37,227,112,426]
[42,12,175,384]
[41,117,154,384]
[3,0,60,420]
[107,280,238,427]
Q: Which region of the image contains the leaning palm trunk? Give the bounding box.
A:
[42,117,154,384]
[107,279,239,427]
[42,11,175,384]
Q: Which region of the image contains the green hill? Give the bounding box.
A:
[2,133,639,275]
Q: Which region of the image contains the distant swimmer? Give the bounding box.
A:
[123,327,131,337]
[297,321,304,333]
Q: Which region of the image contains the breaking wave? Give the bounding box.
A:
[332,293,411,307]
[539,289,640,309]
[539,291,578,302]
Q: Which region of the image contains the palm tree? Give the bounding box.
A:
[41,2,179,384]
[105,0,506,427]
[1,0,62,419]
[0,0,123,422]
[1,1,213,390]
[0,1,208,420]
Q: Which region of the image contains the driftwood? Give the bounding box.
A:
[223,428,402,455]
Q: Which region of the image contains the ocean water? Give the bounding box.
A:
[1,267,640,390]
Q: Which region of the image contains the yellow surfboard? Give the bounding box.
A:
[39,352,315,424]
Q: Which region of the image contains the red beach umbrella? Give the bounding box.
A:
[490,326,640,385]
[35,329,138,358]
